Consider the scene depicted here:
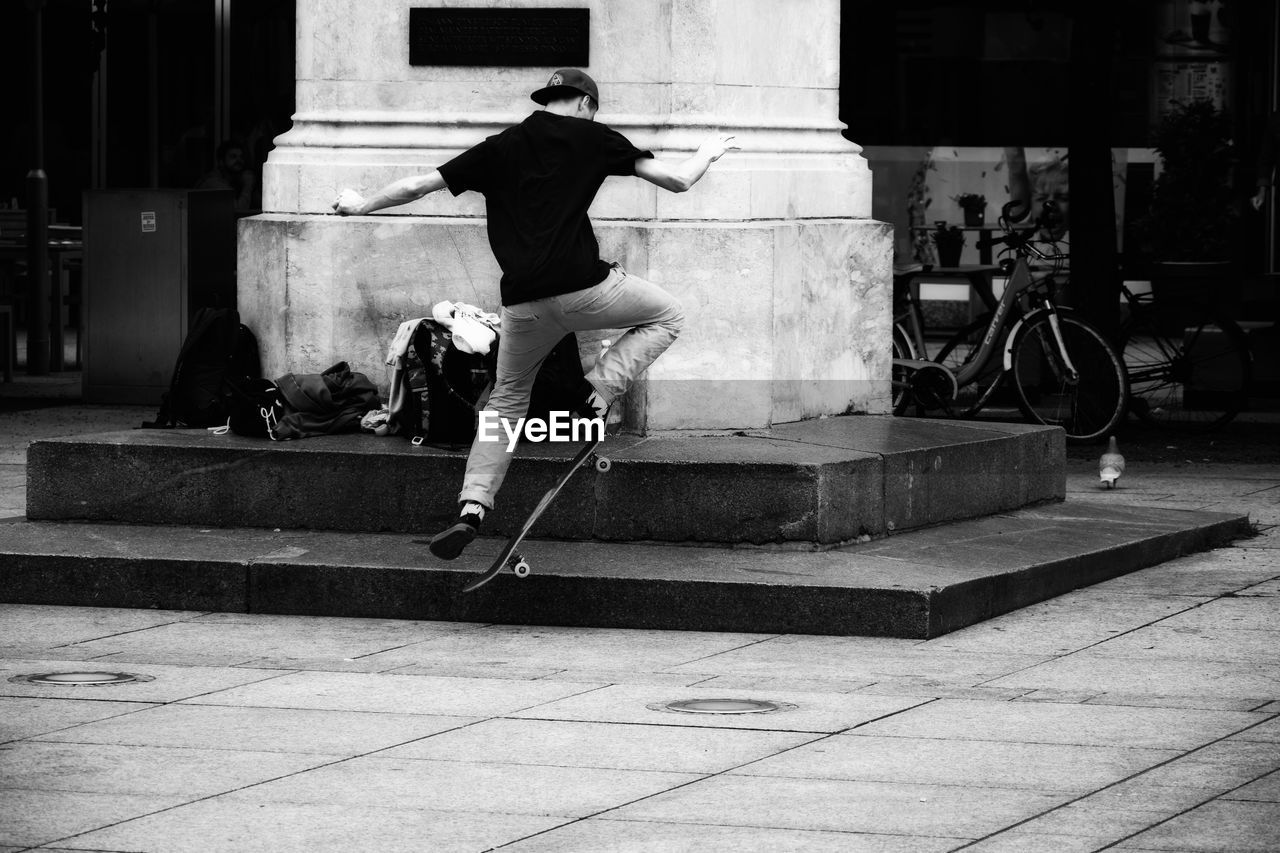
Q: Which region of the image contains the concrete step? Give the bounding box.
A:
[0,502,1247,638]
[25,416,1064,545]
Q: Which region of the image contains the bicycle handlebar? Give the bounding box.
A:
[973,199,1066,262]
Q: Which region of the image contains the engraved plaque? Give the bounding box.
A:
[409,8,589,67]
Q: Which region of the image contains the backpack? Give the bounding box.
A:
[527,333,587,425]
[142,307,261,429]
[387,322,588,449]
[387,320,496,447]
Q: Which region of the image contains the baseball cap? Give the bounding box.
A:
[530,69,600,106]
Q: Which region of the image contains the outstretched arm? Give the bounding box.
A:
[635,133,738,193]
[332,170,448,215]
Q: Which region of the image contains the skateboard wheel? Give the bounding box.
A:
[513,560,531,578]
[594,455,612,472]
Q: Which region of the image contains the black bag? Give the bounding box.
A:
[225,378,288,438]
[528,333,586,424]
[413,320,496,446]
[142,307,261,429]
[386,322,587,449]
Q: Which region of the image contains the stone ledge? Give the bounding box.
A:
[24,416,1064,545]
[0,502,1247,638]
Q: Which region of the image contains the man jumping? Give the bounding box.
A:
[334,69,736,559]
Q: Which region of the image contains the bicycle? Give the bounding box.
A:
[891,201,1130,443]
[1118,280,1253,432]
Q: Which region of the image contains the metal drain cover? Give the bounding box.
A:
[659,699,785,715]
[10,671,153,686]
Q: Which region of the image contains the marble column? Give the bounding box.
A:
[240,0,893,430]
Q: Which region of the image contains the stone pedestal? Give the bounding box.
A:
[244,0,892,429]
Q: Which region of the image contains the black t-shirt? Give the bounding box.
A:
[438,111,652,306]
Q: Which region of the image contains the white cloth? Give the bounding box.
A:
[431,301,500,355]
[385,317,430,366]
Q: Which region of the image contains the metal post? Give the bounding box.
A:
[25,0,50,376]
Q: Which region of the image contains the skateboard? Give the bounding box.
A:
[462,437,611,593]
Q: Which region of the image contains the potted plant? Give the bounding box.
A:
[953,192,987,227]
[1135,99,1240,323]
[932,221,965,267]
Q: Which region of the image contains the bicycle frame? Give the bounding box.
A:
[891,206,1078,402]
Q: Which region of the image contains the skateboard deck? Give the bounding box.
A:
[462,436,610,593]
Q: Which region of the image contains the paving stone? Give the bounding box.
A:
[1014,803,1181,837]
[0,789,184,848]
[241,755,699,817]
[1225,770,1280,802]
[848,698,1267,749]
[356,624,774,672]
[665,634,1049,684]
[922,592,1206,655]
[727,734,1177,793]
[1155,598,1280,633]
[960,832,1128,853]
[525,668,719,687]
[383,662,570,680]
[234,655,409,673]
[986,653,1280,698]
[500,818,962,852]
[31,703,475,756]
[688,674,879,694]
[1234,716,1280,742]
[0,696,155,742]
[505,682,931,733]
[54,796,566,853]
[1074,779,1219,813]
[0,658,287,704]
[1115,800,1280,852]
[60,616,471,661]
[854,682,1030,701]
[0,603,204,648]
[1013,689,1103,703]
[177,670,606,716]
[1,741,332,798]
[608,774,1071,838]
[1085,625,1280,663]
[383,717,817,773]
[1083,692,1270,712]
[0,645,105,662]
[1129,740,1280,790]
[1238,577,1280,596]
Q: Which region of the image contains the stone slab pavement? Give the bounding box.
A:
[0,397,1278,851]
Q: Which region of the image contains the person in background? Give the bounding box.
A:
[197,139,256,211]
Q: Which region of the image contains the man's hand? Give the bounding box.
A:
[332,188,365,216]
[1252,187,1268,211]
[697,133,739,163]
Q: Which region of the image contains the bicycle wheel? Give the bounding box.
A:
[934,314,1000,416]
[1122,304,1251,432]
[1008,310,1128,443]
[891,322,914,415]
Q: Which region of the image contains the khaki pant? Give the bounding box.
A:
[458,266,684,509]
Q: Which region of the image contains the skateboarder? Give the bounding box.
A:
[333,69,737,559]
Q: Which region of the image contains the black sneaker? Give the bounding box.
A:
[428,511,482,560]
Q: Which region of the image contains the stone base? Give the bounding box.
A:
[25,417,1064,544]
[237,215,893,431]
[0,504,1247,637]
